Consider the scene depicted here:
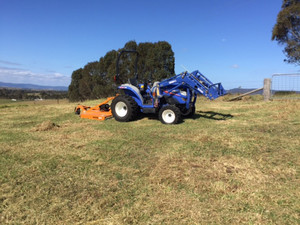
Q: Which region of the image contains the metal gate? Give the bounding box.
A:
[271,73,300,100]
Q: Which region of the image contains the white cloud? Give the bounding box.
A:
[0,67,70,86]
[0,60,22,66]
[232,64,239,69]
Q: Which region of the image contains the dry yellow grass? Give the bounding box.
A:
[0,98,299,224]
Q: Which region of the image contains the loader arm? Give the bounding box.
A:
[158,70,226,100]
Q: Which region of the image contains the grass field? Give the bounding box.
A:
[0,97,299,224]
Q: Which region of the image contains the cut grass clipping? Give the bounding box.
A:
[0,98,299,224]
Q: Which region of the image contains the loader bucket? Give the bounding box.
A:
[74,96,116,121]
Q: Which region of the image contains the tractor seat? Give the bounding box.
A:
[128,78,138,87]
[151,81,160,94]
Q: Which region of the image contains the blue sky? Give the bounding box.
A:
[0,0,299,89]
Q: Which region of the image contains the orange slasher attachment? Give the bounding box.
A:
[74,96,116,121]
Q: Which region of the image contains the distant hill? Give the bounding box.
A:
[0,82,68,91]
[227,88,263,95]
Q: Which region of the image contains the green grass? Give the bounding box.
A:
[0,98,299,224]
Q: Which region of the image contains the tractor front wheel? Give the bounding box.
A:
[111,95,138,122]
[159,105,181,124]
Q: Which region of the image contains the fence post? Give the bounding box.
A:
[263,78,271,101]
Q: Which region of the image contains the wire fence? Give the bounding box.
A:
[271,73,300,100]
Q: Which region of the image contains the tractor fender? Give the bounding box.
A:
[118,84,144,106]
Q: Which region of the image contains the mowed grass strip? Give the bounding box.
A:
[0,98,299,224]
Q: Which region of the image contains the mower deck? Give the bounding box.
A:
[74,96,116,121]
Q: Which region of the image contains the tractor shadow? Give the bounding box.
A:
[192,110,234,121]
[137,110,233,123]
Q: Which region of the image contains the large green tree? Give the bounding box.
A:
[272,0,300,65]
[68,69,83,101]
[68,41,175,101]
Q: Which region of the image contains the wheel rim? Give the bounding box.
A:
[162,109,175,123]
[115,102,128,117]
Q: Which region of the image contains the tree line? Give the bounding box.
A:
[0,88,68,100]
[68,41,175,101]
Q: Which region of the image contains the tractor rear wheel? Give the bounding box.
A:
[159,105,181,124]
[111,95,138,122]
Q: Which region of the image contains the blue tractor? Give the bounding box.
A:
[111,50,226,124]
